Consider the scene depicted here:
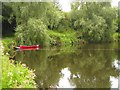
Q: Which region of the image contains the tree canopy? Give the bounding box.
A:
[2,1,119,45]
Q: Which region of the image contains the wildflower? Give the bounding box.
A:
[8,72,13,76]
[23,80,29,84]
[25,76,29,79]
[22,64,26,68]
[18,71,23,74]
[30,72,36,79]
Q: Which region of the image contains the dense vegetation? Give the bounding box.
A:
[1,1,120,88]
[2,55,36,88]
[70,2,118,42]
[2,1,119,47]
[1,38,37,88]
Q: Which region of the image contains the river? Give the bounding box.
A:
[14,43,120,88]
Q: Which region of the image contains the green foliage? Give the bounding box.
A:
[2,3,13,21]
[0,49,1,90]
[2,35,15,54]
[10,2,62,27]
[1,39,36,88]
[46,3,63,30]
[2,2,119,46]
[55,12,72,32]
[10,2,47,25]
[2,55,36,88]
[70,2,118,42]
[15,18,50,47]
[48,30,78,45]
[2,3,16,36]
[0,15,2,22]
[81,14,107,42]
[6,2,63,46]
[113,33,120,41]
[1,2,119,88]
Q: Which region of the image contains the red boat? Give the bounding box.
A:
[16,45,40,51]
[19,45,40,49]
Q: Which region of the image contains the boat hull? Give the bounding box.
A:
[19,45,40,49]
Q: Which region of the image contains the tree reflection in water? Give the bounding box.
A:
[15,43,119,88]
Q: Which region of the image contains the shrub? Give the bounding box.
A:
[15,18,50,47]
[2,35,15,55]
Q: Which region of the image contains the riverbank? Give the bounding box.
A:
[0,39,37,88]
[0,39,2,90]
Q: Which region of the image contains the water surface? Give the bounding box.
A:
[15,43,120,88]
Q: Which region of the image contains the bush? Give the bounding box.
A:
[2,55,36,88]
[48,30,78,45]
[113,33,120,42]
[80,15,108,43]
[2,35,15,55]
[15,18,50,47]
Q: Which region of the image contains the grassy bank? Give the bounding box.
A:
[0,40,2,90]
[2,35,15,49]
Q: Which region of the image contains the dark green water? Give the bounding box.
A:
[15,43,120,88]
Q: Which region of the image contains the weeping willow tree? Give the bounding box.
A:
[15,18,50,47]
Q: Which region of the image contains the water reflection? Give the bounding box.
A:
[15,43,120,88]
[110,76,118,88]
[57,68,75,88]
